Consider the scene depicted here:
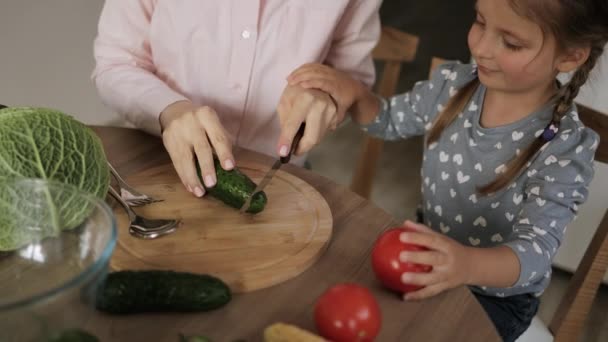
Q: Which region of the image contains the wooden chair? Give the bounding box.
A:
[350,27,419,198]
[428,57,608,342]
[518,104,608,342]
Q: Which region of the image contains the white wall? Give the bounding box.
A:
[0,0,123,126]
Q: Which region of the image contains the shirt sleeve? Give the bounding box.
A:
[92,0,188,136]
[504,121,599,288]
[361,62,471,141]
[323,0,382,88]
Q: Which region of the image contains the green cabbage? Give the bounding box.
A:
[0,107,110,251]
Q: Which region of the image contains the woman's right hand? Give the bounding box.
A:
[159,100,234,197]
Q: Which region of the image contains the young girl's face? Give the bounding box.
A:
[467,0,560,94]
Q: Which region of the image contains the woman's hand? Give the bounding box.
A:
[287,63,365,122]
[276,85,338,156]
[159,100,234,197]
[398,220,474,300]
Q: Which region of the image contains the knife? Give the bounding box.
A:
[240,123,306,213]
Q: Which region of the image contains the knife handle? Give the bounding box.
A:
[280,123,306,164]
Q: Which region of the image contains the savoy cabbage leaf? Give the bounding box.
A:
[0,107,110,251]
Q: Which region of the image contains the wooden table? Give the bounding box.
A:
[87,126,500,342]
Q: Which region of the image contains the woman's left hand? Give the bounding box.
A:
[399,220,474,300]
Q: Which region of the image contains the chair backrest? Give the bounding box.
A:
[350,27,419,198]
[550,104,608,341]
[431,57,608,341]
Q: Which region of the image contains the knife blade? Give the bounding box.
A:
[239,123,306,213]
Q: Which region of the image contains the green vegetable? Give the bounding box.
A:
[0,107,110,251]
[196,156,267,214]
[47,329,99,342]
[95,270,231,314]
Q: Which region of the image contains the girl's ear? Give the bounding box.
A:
[556,46,591,73]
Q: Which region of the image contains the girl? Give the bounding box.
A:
[287,0,608,340]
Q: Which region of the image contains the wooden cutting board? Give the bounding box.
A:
[110,161,333,293]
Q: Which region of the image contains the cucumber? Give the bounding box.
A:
[95,270,231,314]
[196,156,267,214]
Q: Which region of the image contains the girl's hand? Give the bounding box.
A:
[159,100,234,197]
[287,63,364,123]
[277,85,338,156]
[399,220,473,301]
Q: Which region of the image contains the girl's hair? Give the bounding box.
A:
[427,0,608,195]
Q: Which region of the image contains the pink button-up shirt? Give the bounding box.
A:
[93,0,380,160]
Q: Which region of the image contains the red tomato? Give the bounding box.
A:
[371,227,433,293]
[314,283,381,342]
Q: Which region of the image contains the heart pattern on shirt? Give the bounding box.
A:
[464,119,472,128]
[536,198,546,206]
[513,193,523,205]
[450,188,457,198]
[430,183,436,194]
[468,237,481,246]
[469,194,478,203]
[453,154,463,165]
[530,186,540,196]
[576,145,583,154]
[450,132,459,143]
[517,244,527,252]
[491,202,500,209]
[495,164,507,174]
[495,142,502,150]
[473,216,487,227]
[474,163,483,172]
[512,131,524,141]
[469,138,477,147]
[428,142,438,150]
[469,101,478,111]
[533,226,547,235]
[455,214,463,223]
[397,111,405,122]
[440,222,450,233]
[527,169,537,177]
[434,205,443,216]
[506,212,515,222]
[545,155,558,165]
[449,86,457,97]
[575,174,584,183]
[559,160,571,167]
[457,171,470,184]
[491,234,503,242]
[441,172,450,180]
[439,151,449,162]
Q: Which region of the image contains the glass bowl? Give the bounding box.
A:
[0,178,116,341]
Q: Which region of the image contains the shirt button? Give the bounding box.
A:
[241,30,251,39]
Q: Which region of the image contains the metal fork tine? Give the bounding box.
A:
[108,161,162,205]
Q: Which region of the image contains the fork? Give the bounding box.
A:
[107,185,179,239]
[107,161,163,207]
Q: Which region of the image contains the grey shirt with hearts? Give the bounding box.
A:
[362,62,599,298]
